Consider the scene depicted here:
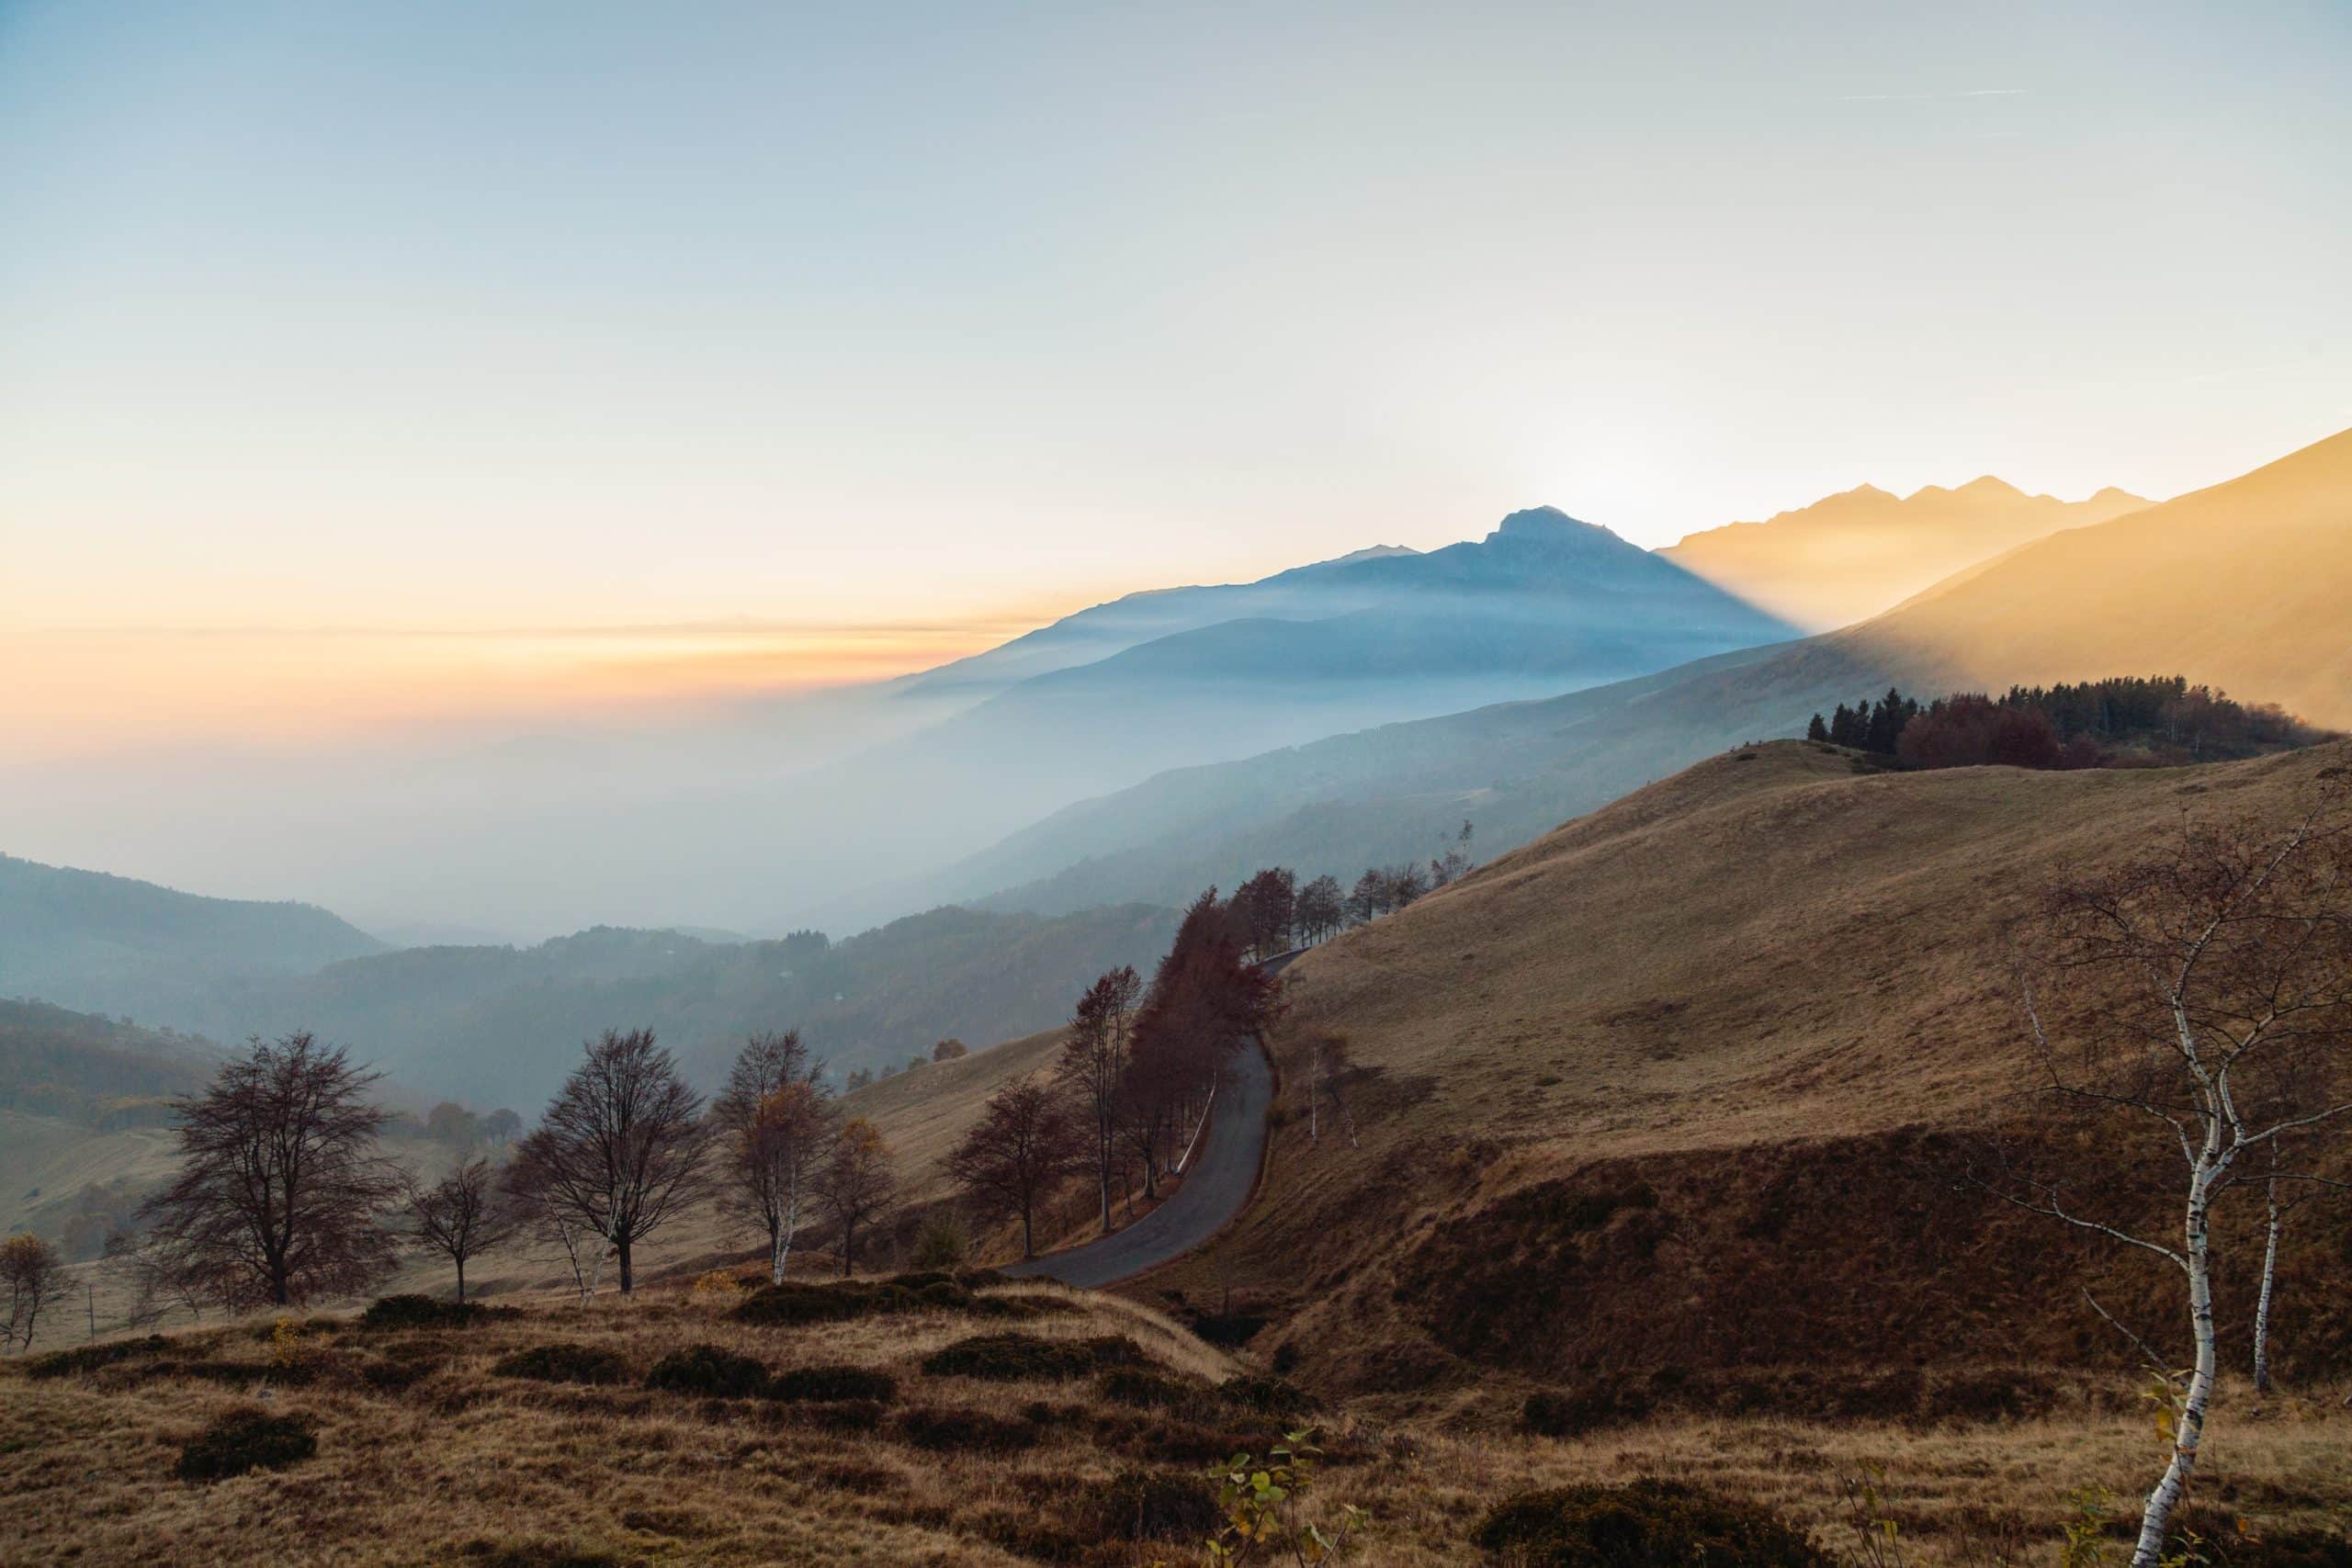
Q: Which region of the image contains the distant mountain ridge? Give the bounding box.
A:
[941,426,2351,917]
[1661,477,2148,631]
[0,852,387,1024]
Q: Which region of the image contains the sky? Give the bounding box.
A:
[5,0,2350,759]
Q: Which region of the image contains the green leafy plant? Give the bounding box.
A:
[1204,1428,1364,1565]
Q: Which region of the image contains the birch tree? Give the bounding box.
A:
[1059,965,1141,1234]
[713,1031,833,1283]
[1997,783,2352,1567]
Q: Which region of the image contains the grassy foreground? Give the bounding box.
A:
[3,1271,2348,1566]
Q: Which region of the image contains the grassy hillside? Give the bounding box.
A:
[1125,739,2352,1413]
[0,852,385,1023]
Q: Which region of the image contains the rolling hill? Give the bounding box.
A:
[943,425,2352,916]
[1124,739,2352,1409]
[0,852,387,1025]
[1660,477,2148,631]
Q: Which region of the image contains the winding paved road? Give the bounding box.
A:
[1003,948,1304,1289]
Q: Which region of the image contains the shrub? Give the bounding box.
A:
[910,1215,970,1269]
[887,1270,956,1291]
[644,1344,770,1398]
[1090,1467,1222,1543]
[1220,1373,1311,1418]
[766,1364,898,1404]
[361,1353,443,1393]
[1098,1367,1204,1410]
[492,1342,633,1386]
[457,1542,628,1568]
[956,1267,1010,1288]
[1524,1379,1655,1437]
[174,1407,318,1483]
[359,1294,511,1331]
[921,1332,1145,1382]
[27,1336,170,1380]
[735,1282,866,1327]
[687,1269,750,1309]
[894,1404,1040,1452]
[917,1280,976,1311]
[1473,1479,1829,1568]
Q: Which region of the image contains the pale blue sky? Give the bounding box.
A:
[3,0,2348,742]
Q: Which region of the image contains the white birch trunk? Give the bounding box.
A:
[2253,1179,2281,1394]
[774,1181,800,1285]
[2131,1173,2219,1568]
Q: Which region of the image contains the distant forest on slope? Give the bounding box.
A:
[1804,674,2326,771]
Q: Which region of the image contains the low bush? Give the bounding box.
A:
[26,1336,170,1380]
[1220,1373,1311,1418]
[1098,1367,1206,1410]
[492,1342,633,1386]
[921,1332,1146,1382]
[887,1270,956,1291]
[1525,1379,1653,1437]
[360,1354,443,1393]
[910,1215,969,1269]
[644,1344,770,1398]
[359,1294,514,1331]
[917,1280,975,1311]
[765,1364,898,1404]
[456,1541,628,1568]
[174,1407,318,1483]
[1090,1467,1223,1544]
[735,1282,867,1327]
[1473,1479,1829,1568]
[893,1404,1040,1452]
[956,1267,1010,1289]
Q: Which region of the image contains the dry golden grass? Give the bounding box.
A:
[5,1280,2346,1566]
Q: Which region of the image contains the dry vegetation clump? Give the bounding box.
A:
[765,1363,898,1403]
[643,1343,770,1397]
[892,1402,1045,1452]
[922,1330,1147,1381]
[730,1270,1046,1328]
[358,1293,521,1331]
[491,1340,634,1385]
[25,1333,170,1380]
[1471,1477,1830,1568]
[172,1404,318,1483]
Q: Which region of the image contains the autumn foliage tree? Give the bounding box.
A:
[2,1233,71,1353]
[713,1030,834,1284]
[140,1032,400,1310]
[1232,867,1298,961]
[814,1117,896,1277]
[946,1079,1085,1257]
[1119,890,1283,1195]
[511,1028,710,1295]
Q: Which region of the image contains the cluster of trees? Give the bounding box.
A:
[1215,824,1479,961]
[946,886,1284,1256]
[1807,677,2320,773]
[96,1022,910,1325]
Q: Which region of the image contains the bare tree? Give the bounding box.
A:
[103,1230,220,1327]
[1059,965,1142,1235]
[2,1234,71,1354]
[946,1079,1085,1258]
[401,1157,515,1302]
[513,1028,711,1294]
[1301,1028,1359,1148]
[1295,874,1345,945]
[139,1032,400,1310]
[712,1031,834,1284]
[813,1117,896,1277]
[1994,784,2352,1567]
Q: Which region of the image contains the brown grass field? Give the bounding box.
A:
[5,1270,2346,1567]
[12,739,2352,1563]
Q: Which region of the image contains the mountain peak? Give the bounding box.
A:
[1492,505,1611,542]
